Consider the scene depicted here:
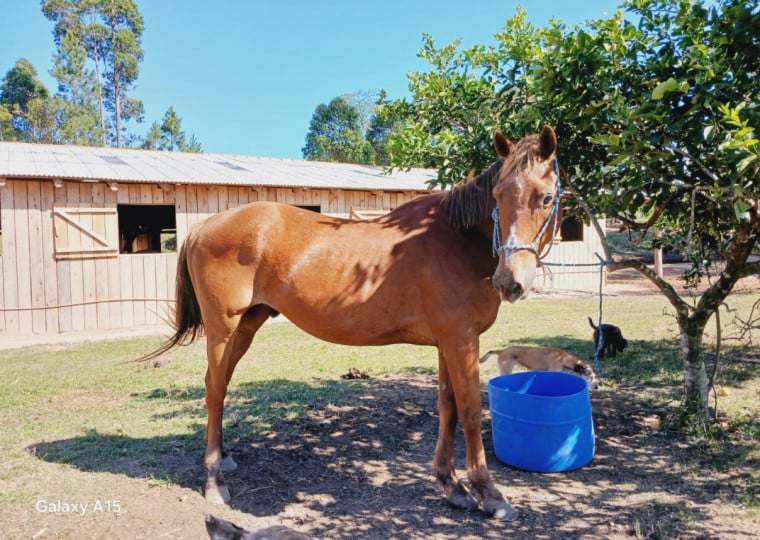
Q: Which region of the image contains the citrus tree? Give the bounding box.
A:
[384,0,759,422]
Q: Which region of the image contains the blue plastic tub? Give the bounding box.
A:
[488,371,595,472]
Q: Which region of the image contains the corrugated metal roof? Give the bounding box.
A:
[0,142,437,192]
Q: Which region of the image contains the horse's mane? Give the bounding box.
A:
[442,134,541,229]
[441,160,502,229]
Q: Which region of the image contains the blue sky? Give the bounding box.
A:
[1,1,622,159]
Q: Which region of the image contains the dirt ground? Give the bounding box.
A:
[9,266,760,539]
[16,371,757,540]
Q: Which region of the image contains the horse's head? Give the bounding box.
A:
[491,125,560,303]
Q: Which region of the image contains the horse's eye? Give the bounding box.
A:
[542,194,554,208]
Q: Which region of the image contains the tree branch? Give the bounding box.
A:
[613,192,680,231]
[606,258,692,318]
[670,146,720,183]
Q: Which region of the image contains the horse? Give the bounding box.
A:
[143,125,561,522]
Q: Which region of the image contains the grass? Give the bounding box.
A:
[1,293,758,517]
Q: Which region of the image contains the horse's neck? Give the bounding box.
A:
[471,212,496,241]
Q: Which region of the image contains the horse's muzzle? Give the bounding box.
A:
[492,255,536,303]
[492,272,527,303]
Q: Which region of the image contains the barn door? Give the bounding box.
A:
[53,206,119,259]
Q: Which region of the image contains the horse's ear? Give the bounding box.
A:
[493,132,515,158]
[539,125,557,160]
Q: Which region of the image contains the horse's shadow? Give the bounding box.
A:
[27,374,487,536]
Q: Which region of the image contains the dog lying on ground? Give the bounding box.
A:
[480,345,598,389]
[205,514,309,540]
[588,316,628,358]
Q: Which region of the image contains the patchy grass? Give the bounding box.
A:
[0,292,757,537]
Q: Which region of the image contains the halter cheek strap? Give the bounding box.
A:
[492,159,561,260]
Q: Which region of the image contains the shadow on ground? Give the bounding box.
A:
[29,359,756,539]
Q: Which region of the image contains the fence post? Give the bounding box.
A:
[654,247,663,278]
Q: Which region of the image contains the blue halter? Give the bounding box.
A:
[492,159,561,260]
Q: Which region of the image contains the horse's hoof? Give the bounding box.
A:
[205,482,231,505]
[445,484,479,511]
[485,500,519,522]
[221,455,238,473]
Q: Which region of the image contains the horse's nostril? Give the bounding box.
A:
[508,282,523,298]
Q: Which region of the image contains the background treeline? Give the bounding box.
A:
[0,0,200,151]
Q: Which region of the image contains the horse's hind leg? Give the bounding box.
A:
[204,305,272,504]
[221,306,274,473]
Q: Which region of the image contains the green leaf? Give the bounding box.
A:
[652,78,680,100]
[737,155,757,174]
[733,199,749,221]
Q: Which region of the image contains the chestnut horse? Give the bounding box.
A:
[144,126,560,521]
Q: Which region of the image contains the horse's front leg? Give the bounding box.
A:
[434,349,479,511]
[439,339,518,521]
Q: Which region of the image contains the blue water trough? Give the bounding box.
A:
[488,371,595,472]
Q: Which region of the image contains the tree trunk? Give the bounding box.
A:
[679,315,709,417]
[108,5,121,148]
[569,178,758,426]
[93,47,106,146]
[87,7,107,147]
[114,80,121,148]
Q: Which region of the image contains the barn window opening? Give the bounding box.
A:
[560,215,584,242]
[118,204,177,253]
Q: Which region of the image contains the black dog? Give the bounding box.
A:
[588,316,628,358]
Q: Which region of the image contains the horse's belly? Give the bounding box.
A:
[271,292,436,347]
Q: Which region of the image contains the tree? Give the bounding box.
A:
[366,91,404,166]
[0,58,54,142]
[384,0,759,423]
[302,97,375,163]
[43,0,145,147]
[52,32,103,145]
[183,134,202,153]
[142,121,163,149]
[0,103,13,141]
[25,94,58,143]
[142,106,202,152]
[159,106,184,150]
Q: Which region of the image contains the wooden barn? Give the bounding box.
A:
[0,142,605,339]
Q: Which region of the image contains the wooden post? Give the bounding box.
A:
[654,247,664,278]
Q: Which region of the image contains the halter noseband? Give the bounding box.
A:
[492,159,561,260]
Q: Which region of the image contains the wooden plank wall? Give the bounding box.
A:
[534,222,607,293]
[0,180,423,338]
[1,178,607,338]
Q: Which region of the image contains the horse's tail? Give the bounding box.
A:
[587,316,597,330]
[139,235,203,361]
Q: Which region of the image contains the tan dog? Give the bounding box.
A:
[480,345,598,389]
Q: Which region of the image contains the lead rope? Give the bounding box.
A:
[593,254,607,376]
[541,255,610,377]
